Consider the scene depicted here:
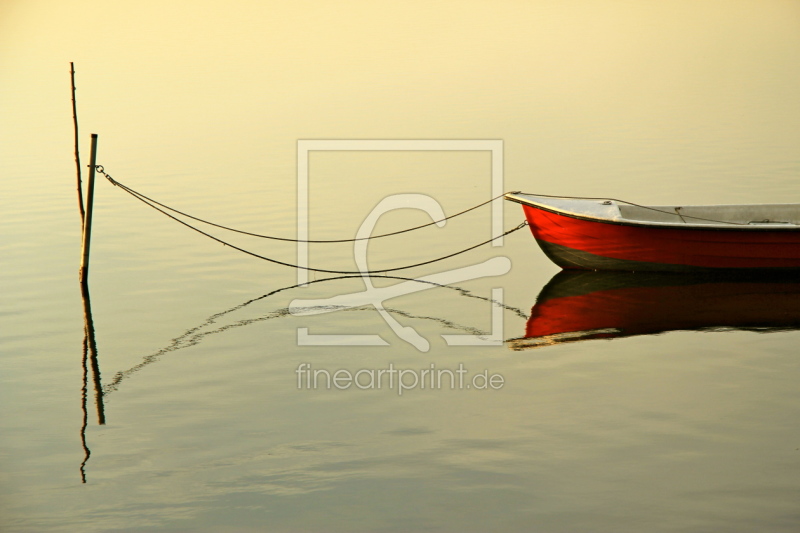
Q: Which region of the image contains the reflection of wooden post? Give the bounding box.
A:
[79,334,90,483]
[81,282,106,425]
[79,134,98,285]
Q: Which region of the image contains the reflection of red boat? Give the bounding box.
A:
[509,271,800,350]
[505,193,800,272]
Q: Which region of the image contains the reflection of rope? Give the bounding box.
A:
[96,165,526,274]
[102,274,529,395]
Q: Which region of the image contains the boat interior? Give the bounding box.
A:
[617,203,800,226]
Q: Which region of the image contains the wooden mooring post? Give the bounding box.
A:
[79,133,98,285]
[70,62,85,224]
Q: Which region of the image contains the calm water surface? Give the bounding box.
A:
[2,2,800,531]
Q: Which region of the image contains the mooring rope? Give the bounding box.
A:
[95,165,527,275]
[96,165,514,242]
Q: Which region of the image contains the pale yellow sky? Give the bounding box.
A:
[1,0,798,202]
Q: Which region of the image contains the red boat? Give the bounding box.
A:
[505,193,800,271]
[509,270,800,350]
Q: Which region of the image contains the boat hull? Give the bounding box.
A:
[521,203,800,271]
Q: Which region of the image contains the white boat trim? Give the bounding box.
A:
[505,192,800,230]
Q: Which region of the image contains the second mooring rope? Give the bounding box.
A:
[96,165,515,242]
[95,165,527,275]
